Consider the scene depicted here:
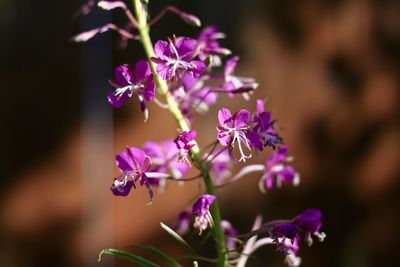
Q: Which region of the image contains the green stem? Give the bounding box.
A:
[132,0,227,266]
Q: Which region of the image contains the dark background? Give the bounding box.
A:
[1,0,400,266]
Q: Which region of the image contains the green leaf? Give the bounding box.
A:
[160,222,198,257]
[99,248,159,267]
[134,244,182,267]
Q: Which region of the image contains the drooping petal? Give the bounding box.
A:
[110,175,135,196]
[143,178,154,204]
[107,90,130,108]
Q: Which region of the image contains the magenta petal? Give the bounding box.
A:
[126,147,152,172]
[190,60,206,78]
[154,40,172,59]
[134,59,151,82]
[256,99,265,113]
[293,209,322,234]
[218,108,232,126]
[224,56,239,77]
[156,62,171,80]
[114,64,133,85]
[192,194,216,216]
[175,37,197,59]
[142,80,155,101]
[116,149,135,172]
[246,130,263,151]
[181,72,197,91]
[107,90,129,108]
[234,109,250,128]
[111,177,134,196]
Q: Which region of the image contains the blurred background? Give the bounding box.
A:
[1,0,400,266]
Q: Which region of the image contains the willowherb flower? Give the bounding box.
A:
[174,208,191,235]
[269,223,302,267]
[173,73,218,120]
[221,220,238,253]
[207,150,232,184]
[217,108,256,162]
[250,99,283,150]
[265,209,324,266]
[174,130,198,165]
[192,194,215,234]
[110,147,169,203]
[197,25,231,66]
[293,209,326,246]
[107,60,155,121]
[258,146,300,193]
[222,56,258,99]
[151,37,206,81]
[143,140,189,185]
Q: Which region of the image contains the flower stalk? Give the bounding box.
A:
[132,0,228,265]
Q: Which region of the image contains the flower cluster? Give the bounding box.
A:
[269,209,326,266]
[217,101,282,163]
[74,1,324,266]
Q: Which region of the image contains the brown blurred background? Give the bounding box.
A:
[1,0,400,266]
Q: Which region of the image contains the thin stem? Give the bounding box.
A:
[132,1,228,266]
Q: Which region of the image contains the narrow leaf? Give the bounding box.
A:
[99,248,159,267]
[160,222,198,256]
[135,244,182,267]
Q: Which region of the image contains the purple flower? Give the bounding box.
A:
[174,209,191,235]
[192,194,216,234]
[270,225,302,266]
[207,150,232,184]
[197,26,231,66]
[266,209,325,256]
[110,147,169,203]
[217,108,254,162]
[221,220,238,252]
[174,130,197,165]
[173,73,218,120]
[258,146,300,193]
[250,99,283,150]
[270,223,299,240]
[143,140,189,184]
[293,209,326,246]
[174,130,197,150]
[107,60,155,121]
[151,37,206,81]
[222,56,258,99]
